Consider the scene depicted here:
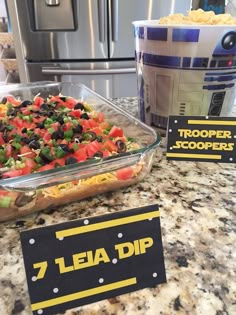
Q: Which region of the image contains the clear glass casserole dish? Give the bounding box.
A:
[0,82,161,222]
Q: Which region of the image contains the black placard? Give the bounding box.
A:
[20,204,166,315]
[166,116,236,163]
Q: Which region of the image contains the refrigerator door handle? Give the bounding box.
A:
[41,67,136,75]
[97,0,106,43]
[111,0,118,42]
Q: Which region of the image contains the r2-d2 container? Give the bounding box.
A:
[133,21,236,129]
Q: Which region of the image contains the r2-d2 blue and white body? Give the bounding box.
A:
[134,21,236,128]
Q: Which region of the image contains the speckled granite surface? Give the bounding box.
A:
[0,98,235,315]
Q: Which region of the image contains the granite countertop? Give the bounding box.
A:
[0,98,235,315]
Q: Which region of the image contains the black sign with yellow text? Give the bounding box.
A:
[20,204,166,315]
[166,116,236,163]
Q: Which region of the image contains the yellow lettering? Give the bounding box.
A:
[55,257,74,274]
[178,129,191,138]
[115,242,134,259]
[133,240,140,255]
[204,142,213,149]
[139,237,153,254]
[93,248,110,265]
[208,130,217,138]
[172,141,182,149]
[217,130,231,139]
[33,261,48,280]
[182,141,189,149]
[73,251,90,269]
[115,237,154,259]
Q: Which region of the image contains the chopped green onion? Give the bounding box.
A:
[64,129,73,138]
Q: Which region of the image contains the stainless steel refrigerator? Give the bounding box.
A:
[6,0,192,98]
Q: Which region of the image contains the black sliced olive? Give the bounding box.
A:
[59,96,67,102]
[65,156,78,165]
[58,144,71,153]
[80,113,89,120]
[40,103,50,111]
[2,130,8,142]
[29,134,40,141]
[82,131,97,141]
[47,110,55,117]
[57,115,64,125]
[73,124,83,134]
[7,108,17,117]
[96,135,103,142]
[93,151,103,158]
[21,137,30,144]
[51,129,64,140]
[74,102,84,110]
[20,100,32,107]
[39,152,53,162]
[28,140,40,150]
[36,122,45,129]
[116,140,127,153]
[0,122,6,132]
[1,97,7,104]
[21,127,27,133]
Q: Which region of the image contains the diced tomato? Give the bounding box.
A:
[63,122,74,131]
[29,123,37,129]
[65,97,77,108]
[34,128,45,138]
[6,96,21,106]
[102,149,110,158]
[97,112,104,123]
[108,125,123,138]
[116,167,133,180]
[51,122,60,130]
[5,144,12,158]
[73,147,87,162]
[21,108,31,116]
[37,164,55,173]
[2,169,23,178]
[88,119,98,128]
[92,127,103,135]
[80,119,91,131]
[61,139,69,145]
[11,117,24,128]
[0,190,9,196]
[19,146,36,158]
[86,141,103,157]
[33,116,45,124]
[103,139,117,152]
[50,158,65,167]
[34,96,44,107]
[21,165,32,175]
[99,121,111,130]
[43,132,51,141]
[30,105,40,112]
[49,96,65,107]
[69,109,82,118]
[24,158,37,170]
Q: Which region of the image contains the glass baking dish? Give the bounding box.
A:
[0,82,161,222]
